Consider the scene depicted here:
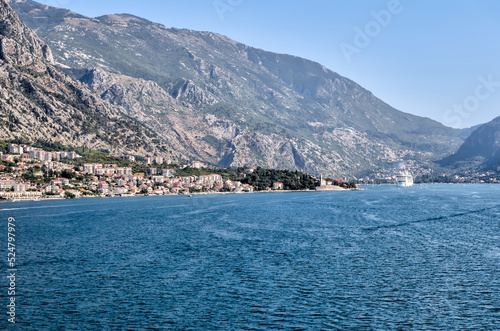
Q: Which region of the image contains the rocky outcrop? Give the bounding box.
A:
[0,0,53,67]
[0,0,171,156]
[78,67,176,115]
[169,79,217,106]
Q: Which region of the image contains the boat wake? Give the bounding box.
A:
[363,205,499,232]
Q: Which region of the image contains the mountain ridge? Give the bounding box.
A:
[9,0,469,176]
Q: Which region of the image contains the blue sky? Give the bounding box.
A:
[35,0,500,128]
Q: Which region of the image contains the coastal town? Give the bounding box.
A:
[1,142,496,201]
[0,143,261,200]
[1,143,352,200]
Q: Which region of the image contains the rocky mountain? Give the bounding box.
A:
[9,0,468,176]
[0,0,173,156]
[440,116,500,170]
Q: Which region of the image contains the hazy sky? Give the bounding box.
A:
[34,0,500,128]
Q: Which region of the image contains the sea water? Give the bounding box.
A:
[1,184,499,329]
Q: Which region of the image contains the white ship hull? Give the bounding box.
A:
[397,180,413,187]
[396,171,414,187]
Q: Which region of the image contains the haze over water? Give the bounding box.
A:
[1,185,499,329]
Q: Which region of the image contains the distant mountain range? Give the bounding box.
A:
[440,116,500,170]
[5,0,493,176]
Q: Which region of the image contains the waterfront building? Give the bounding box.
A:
[273,182,284,190]
[13,183,30,192]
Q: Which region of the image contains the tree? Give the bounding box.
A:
[65,192,76,199]
[189,187,201,193]
[61,169,75,179]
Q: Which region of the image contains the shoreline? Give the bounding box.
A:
[0,187,357,202]
[3,183,495,202]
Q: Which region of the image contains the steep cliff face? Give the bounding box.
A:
[10,0,467,175]
[440,116,500,169]
[0,0,53,67]
[67,67,404,175]
[67,68,327,172]
[0,0,171,156]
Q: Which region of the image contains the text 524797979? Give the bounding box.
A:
[7,217,17,324]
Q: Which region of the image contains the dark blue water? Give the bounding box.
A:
[1,185,499,330]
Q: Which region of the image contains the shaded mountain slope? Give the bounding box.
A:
[440,116,500,170]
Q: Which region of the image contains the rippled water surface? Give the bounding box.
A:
[1,185,499,329]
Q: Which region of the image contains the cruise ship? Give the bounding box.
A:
[396,171,414,187]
